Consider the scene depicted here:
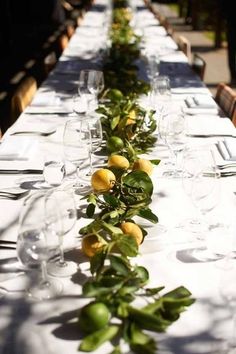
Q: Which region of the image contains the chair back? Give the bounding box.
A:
[215,83,236,123]
[11,76,37,123]
[177,35,191,62]
[192,53,206,81]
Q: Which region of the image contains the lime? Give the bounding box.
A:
[79,302,111,333]
[106,89,123,101]
[106,136,124,152]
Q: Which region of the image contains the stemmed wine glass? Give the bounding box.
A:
[86,114,103,176]
[17,191,62,300]
[45,186,78,277]
[63,118,91,187]
[178,144,214,232]
[78,70,104,112]
[190,150,221,260]
[219,256,236,351]
[160,107,186,178]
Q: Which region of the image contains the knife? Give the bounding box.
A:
[0,169,43,174]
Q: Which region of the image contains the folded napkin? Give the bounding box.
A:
[216,138,236,161]
[0,137,39,160]
[186,116,236,137]
[185,95,217,109]
[26,92,72,114]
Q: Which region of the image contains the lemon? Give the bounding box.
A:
[106,136,124,152]
[108,155,130,169]
[79,302,111,333]
[91,168,116,192]
[132,159,153,176]
[81,234,106,258]
[121,222,143,245]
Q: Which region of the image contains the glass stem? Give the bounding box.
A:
[41,260,49,285]
[58,236,66,267]
[89,151,93,175]
[230,313,236,348]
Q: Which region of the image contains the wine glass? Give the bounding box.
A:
[86,114,103,176]
[219,256,236,350]
[178,144,214,232]
[63,118,91,187]
[78,70,104,112]
[17,191,62,300]
[161,107,186,178]
[145,51,160,84]
[190,154,221,260]
[45,186,78,277]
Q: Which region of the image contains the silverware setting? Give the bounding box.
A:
[0,240,16,249]
[0,169,43,174]
[10,130,56,137]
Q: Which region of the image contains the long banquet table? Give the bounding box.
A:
[0,1,236,353]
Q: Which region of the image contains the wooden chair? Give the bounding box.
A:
[191,53,206,81]
[158,15,174,37]
[57,34,69,53]
[215,83,236,126]
[177,35,191,63]
[11,76,37,124]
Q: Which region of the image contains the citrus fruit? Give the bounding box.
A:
[106,136,124,152]
[79,302,111,333]
[132,159,153,176]
[91,169,116,192]
[81,234,106,258]
[121,222,143,245]
[108,154,130,169]
[106,89,123,101]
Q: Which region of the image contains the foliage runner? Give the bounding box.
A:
[76,1,195,352]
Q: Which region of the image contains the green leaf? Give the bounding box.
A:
[87,194,97,205]
[145,286,165,296]
[115,234,138,257]
[102,221,122,235]
[79,325,119,352]
[127,306,170,332]
[90,251,106,275]
[163,286,193,299]
[150,159,161,165]
[86,204,96,218]
[135,266,149,284]
[129,323,157,354]
[111,116,120,130]
[137,208,158,224]
[123,171,153,196]
[109,254,131,276]
[103,193,120,208]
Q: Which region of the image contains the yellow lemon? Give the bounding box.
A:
[81,234,106,258]
[91,169,116,192]
[121,222,143,245]
[108,155,130,169]
[132,159,153,176]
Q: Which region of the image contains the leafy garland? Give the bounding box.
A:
[76,1,195,353]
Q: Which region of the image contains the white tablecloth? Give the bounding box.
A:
[0,0,236,353]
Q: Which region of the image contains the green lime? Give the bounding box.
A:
[107,89,123,101]
[79,302,111,333]
[106,136,124,152]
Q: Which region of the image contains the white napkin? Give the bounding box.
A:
[0,137,39,160]
[217,138,236,161]
[186,116,236,137]
[185,95,217,109]
[26,92,72,114]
